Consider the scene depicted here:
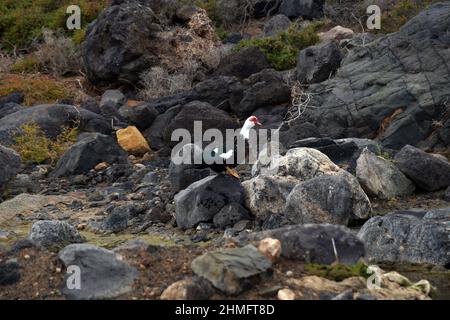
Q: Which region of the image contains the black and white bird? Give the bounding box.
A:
[202,115,262,179]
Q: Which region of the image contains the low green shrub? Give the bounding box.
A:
[234,22,322,71]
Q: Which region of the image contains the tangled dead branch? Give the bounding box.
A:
[284,80,312,125]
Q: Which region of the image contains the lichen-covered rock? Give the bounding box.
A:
[29,220,85,249]
[358,208,450,267]
[356,148,415,199]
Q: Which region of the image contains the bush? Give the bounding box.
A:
[34,30,83,76]
[0,76,70,105]
[0,51,14,73]
[11,123,78,165]
[0,0,106,52]
[10,55,40,73]
[234,22,322,71]
[138,66,195,100]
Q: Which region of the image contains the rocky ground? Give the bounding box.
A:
[1,1,450,300]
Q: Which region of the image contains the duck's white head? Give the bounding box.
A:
[240,116,262,140]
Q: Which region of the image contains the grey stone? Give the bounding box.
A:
[237,224,365,265]
[358,208,450,267]
[279,0,325,19]
[296,40,342,84]
[59,244,138,299]
[0,145,21,190]
[51,133,129,178]
[264,14,291,36]
[191,245,272,295]
[285,171,371,226]
[175,174,246,229]
[356,148,415,199]
[29,220,85,249]
[394,145,450,191]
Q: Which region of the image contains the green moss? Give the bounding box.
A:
[11,123,78,165]
[0,0,106,52]
[71,27,87,45]
[234,22,322,71]
[305,262,369,282]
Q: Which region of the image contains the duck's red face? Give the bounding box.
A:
[249,116,262,126]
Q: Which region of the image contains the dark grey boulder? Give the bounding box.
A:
[99,90,126,120]
[289,137,359,165]
[59,244,138,299]
[237,224,365,265]
[191,245,272,295]
[232,69,290,118]
[144,101,238,150]
[175,174,246,229]
[279,0,325,19]
[29,220,85,250]
[118,102,159,130]
[263,14,291,36]
[168,163,211,192]
[358,209,450,267]
[0,145,21,190]
[394,145,450,191]
[281,3,450,150]
[213,203,251,230]
[51,133,128,178]
[214,47,271,80]
[296,40,342,84]
[0,104,111,145]
[0,102,23,119]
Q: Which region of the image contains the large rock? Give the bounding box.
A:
[191,245,272,295]
[285,171,371,225]
[243,148,343,221]
[358,209,450,267]
[0,104,110,145]
[144,101,238,150]
[393,145,450,191]
[118,102,159,130]
[214,47,271,80]
[168,144,211,192]
[278,0,325,19]
[58,244,138,299]
[280,3,450,150]
[356,148,415,199]
[263,14,291,36]
[0,145,21,190]
[51,133,129,177]
[237,224,365,265]
[175,174,246,229]
[318,25,354,42]
[29,220,85,249]
[83,0,217,85]
[232,69,291,118]
[296,40,342,84]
